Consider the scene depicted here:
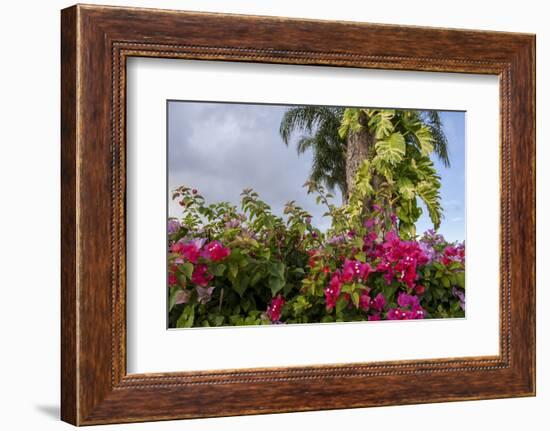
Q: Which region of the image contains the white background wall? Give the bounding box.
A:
[0,0,546,429]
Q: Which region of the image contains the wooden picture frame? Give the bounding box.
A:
[61,4,535,425]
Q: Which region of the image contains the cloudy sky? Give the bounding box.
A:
[168,101,465,241]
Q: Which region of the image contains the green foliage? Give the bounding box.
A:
[168,179,465,328]
[337,108,444,235]
[375,132,406,165]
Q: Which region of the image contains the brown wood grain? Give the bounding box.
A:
[61,4,536,425]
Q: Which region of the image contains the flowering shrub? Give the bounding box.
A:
[168,183,465,328]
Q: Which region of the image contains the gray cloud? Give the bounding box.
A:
[168,101,340,231]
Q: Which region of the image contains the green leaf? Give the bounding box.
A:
[354,251,366,262]
[351,291,360,307]
[250,270,263,286]
[335,297,348,314]
[399,222,416,240]
[209,314,225,326]
[268,276,285,296]
[269,262,286,279]
[368,110,395,139]
[415,125,434,156]
[295,223,306,236]
[397,177,415,200]
[178,262,194,279]
[168,287,181,311]
[176,304,195,328]
[375,132,406,165]
[338,108,362,138]
[372,156,393,182]
[416,179,442,229]
[213,263,226,276]
[455,272,465,288]
[232,274,250,297]
[228,262,239,279]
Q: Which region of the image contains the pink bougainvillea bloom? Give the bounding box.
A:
[174,290,191,305]
[410,307,426,319]
[168,272,178,287]
[341,259,372,283]
[196,286,215,304]
[364,218,376,229]
[370,293,386,311]
[415,284,426,295]
[171,241,185,254]
[267,295,285,322]
[397,292,420,309]
[387,308,407,320]
[324,274,342,311]
[368,313,381,321]
[172,238,205,263]
[167,219,180,235]
[373,231,429,289]
[441,243,465,265]
[201,240,231,262]
[191,264,213,287]
[359,292,371,311]
[388,293,426,320]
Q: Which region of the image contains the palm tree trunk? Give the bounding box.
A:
[344,112,375,202]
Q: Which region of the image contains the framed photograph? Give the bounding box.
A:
[61,4,535,425]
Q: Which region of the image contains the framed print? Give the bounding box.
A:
[61,4,536,425]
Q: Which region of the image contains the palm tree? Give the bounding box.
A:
[280,106,451,234]
[279,106,347,198]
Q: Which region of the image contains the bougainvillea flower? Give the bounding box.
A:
[373,231,429,288]
[191,264,213,287]
[387,308,405,320]
[174,290,191,305]
[388,293,425,320]
[224,218,240,229]
[419,242,437,263]
[172,238,205,263]
[397,292,420,309]
[368,313,381,321]
[364,218,376,229]
[168,272,178,287]
[370,293,386,311]
[201,240,231,262]
[196,286,215,304]
[325,274,342,311]
[267,295,285,322]
[341,259,372,283]
[167,219,180,235]
[452,286,465,311]
[171,241,184,254]
[442,243,466,265]
[359,292,371,311]
[415,284,426,295]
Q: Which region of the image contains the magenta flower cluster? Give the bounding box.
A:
[168,238,231,296]
[372,231,430,289]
